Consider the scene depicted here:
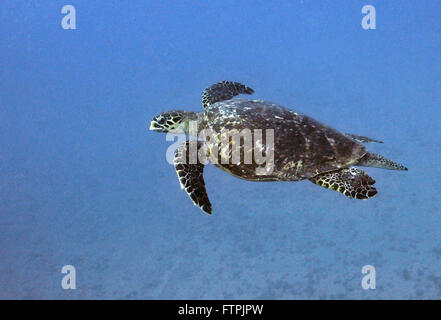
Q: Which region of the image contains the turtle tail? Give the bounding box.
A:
[357,152,408,171]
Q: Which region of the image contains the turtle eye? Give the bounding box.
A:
[157,117,165,125]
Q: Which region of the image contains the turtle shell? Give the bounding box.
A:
[199,99,366,181]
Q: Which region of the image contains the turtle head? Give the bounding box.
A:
[149,110,198,134]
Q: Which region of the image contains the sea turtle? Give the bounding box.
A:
[150,81,407,214]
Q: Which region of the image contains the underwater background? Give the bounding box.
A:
[1,0,440,299]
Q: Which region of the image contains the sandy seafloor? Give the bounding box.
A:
[0,1,440,299]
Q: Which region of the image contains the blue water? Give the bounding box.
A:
[1,0,440,299]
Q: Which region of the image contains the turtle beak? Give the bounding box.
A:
[149,119,167,132]
[149,121,157,131]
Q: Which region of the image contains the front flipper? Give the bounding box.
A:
[202,81,254,108]
[345,133,384,144]
[309,167,377,199]
[174,140,212,214]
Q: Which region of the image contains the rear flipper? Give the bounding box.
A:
[345,133,384,144]
[357,152,408,171]
[309,167,378,199]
